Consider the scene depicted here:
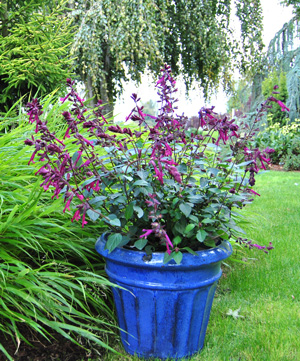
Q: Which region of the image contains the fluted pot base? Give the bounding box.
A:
[95,235,232,360]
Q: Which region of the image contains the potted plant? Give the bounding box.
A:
[25,65,283,359]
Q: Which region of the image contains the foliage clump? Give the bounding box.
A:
[283,136,300,170]
[254,119,300,169]
[262,71,289,126]
[0,0,74,112]
[24,65,284,264]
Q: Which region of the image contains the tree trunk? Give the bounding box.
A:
[1,1,9,37]
[84,75,96,108]
[100,42,114,117]
[84,75,114,116]
[98,81,114,117]
[83,40,114,116]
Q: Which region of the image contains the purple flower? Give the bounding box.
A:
[81,213,88,228]
[150,160,164,184]
[268,96,290,112]
[164,233,174,255]
[167,166,182,183]
[63,198,72,213]
[71,209,81,222]
[140,229,154,239]
[249,189,260,196]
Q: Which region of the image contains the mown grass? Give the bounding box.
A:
[103,171,300,361]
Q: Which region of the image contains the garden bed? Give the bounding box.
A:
[0,327,103,361]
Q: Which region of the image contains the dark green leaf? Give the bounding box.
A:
[125,203,134,220]
[202,218,215,224]
[237,160,255,167]
[177,164,187,173]
[81,177,97,187]
[189,215,199,223]
[89,196,107,204]
[133,187,149,196]
[133,180,149,186]
[188,195,203,203]
[72,151,83,167]
[137,170,149,180]
[134,238,147,250]
[200,178,209,187]
[174,218,187,235]
[136,140,144,148]
[105,233,123,252]
[172,198,180,206]
[182,247,199,256]
[179,203,192,217]
[107,215,121,227]
[109,193,122,199]
[204,239,216,248]
[120,235,131,247]
[208,168,220,176]
[163,252,173,264]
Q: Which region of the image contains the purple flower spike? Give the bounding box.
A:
[24,69,277,259]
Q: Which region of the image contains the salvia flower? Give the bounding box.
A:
[24,65,285,263]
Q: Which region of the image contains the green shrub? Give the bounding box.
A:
[283,136,300,170]
[254,120,300,165]
[262,70,289,126]
[0,0,74,112]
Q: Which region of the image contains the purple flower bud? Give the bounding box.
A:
[24,139,34,146]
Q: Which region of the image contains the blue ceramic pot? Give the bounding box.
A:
[95,234,232,360]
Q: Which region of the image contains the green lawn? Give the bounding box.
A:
[103,171,300,361]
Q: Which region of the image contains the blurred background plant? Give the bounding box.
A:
[253,119,300,169]
[0,0,75,113]
[262,70,289,126]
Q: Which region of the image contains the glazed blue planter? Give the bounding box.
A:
[95,235,232,360]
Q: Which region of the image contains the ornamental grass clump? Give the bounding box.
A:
[25,65,286,263]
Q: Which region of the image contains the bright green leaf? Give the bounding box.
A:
[173,235,182,246]
[196,229,207,242]
[173,251,183,264]
[185,224,195,234]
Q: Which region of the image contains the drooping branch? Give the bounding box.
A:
[70,0,264,115]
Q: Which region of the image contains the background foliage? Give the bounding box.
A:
[262,70,289,126]
[70,0,264,113]
[0,0,74,112]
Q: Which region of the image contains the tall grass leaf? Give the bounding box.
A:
[0,343,13,361]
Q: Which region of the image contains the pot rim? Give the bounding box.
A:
[95,233,232,269]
